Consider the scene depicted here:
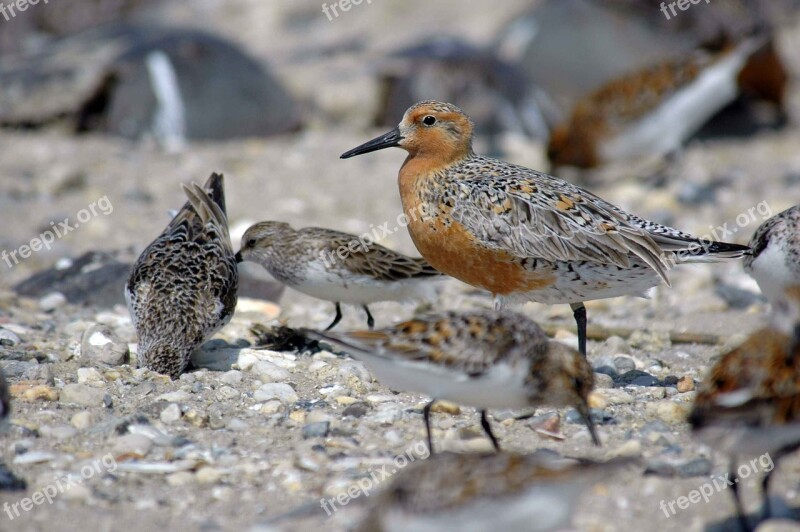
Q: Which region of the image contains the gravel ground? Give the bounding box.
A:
[2,2,800,531]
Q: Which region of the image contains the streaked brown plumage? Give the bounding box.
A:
[126,173,238,379]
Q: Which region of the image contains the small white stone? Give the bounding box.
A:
[39,292,67,311]
[160,403,182,424]
[220,370,243,385]
[253,383,298,404]
[77,367,104,384]
[71,412,92,430]
[156,390,191,403]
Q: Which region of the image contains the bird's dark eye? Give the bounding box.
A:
[247,239,256,247]
[422,115,436,126]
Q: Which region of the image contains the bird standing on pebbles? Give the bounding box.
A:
[236,221,442,330]
[126,173,238,379]
[341,100,750,358]
[744,204,800,304]
[689,286,800,530]
[357,451,634,532]
[309,310,599,452]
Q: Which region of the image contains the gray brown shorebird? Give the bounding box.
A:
[357,451,633,532]
[341,100,750,357]
[126,173,238,379]
[689,286,800,530]
[744,204,800,304]
[309,310,599,452]
[236,221,442,330]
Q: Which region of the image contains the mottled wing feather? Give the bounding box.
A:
[303,227,441,281]
[451,172,672,283]
[311,311,546,375]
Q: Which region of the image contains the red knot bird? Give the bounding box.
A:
[357,450,634,532]
[341,100,750,358]
[126,173,239,379]
[308,310,599,453]
[547,38,766,169]
[744,204,800,304]
[236,221,442,330]
[688,286,800,530]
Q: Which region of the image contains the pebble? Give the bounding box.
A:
[227,418,249,432]
[592,355,618,377]
[220,370,243,385]
[61,483,91,501]
[166,471,195,487]
[676,376,695,393]
[342,403,369,418]
[250,361,290,382]
[646,401,690,425]
[593,388,635,405]
[112,434,153,457]
[0,360,38,378]
[77,367,104,384]
[196,467,224,484]
[70,412,92,430]
[613,355,637,373]
[23,364,55,384]
[160,404,182,424]
[430,401,460,415]
[602,336,631,355]
[593,373,614,389]
[184,409,208,428]
[254,383,298,404]
[0,328,22,346]
[19,385,59,402]
[40,425,78,440]
[609,439,642,458]
[39,292,67,311]
[259,401,283,415]
[365,394,395,404]
[302,421,330,439]
[616,370,659,387]
[60,383,106,406]
[156,390,191,403]
[13,451,56,465]
[216,386,241,401]
[81,324,130,366]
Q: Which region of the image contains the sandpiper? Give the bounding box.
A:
[126,173,239,379]
[744,204,800,304]
[357,450,633,532]
[688,286,800,529]
[341,100,749,357]
[236,221,442,330]
[308,310,599,452]
[547,38,764,169]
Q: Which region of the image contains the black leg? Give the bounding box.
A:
[423,400,435,455]
[570,303,587,358]
[325,303,343,331]
[729,457,751,532]
[761,467,774,520]
[480,410,501,452]
[363,305,375,330]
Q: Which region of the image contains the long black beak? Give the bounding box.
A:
[234,251,243,263]
[578,403,601,447]
[341,128,403,159]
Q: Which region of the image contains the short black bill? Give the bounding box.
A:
[340,128,403,159]
[234,251,243,263]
